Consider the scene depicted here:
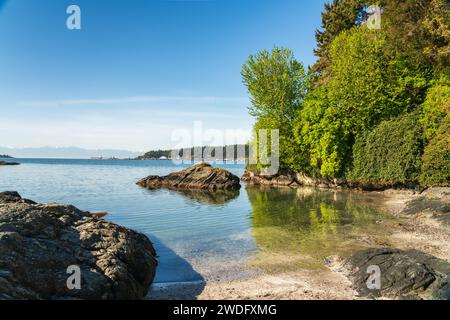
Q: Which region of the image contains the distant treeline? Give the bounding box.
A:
[0,155,12,158]
[135,144,249,161]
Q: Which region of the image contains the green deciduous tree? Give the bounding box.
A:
[312,0,369,78]
[294,25,430,179]
[244,0,449,187]
[242,47,309,170]
[383,0,450,72]
[294,85,353,178]
[327,28,393,132]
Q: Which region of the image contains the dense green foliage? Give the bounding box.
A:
[312,0,369,77]
[420,119,450,187]
[382,0,450,72]
[241,47,308,121]
[349,113,424,184]
[242,0,449,187]
[241,47,308,170]
[420,76,450,140]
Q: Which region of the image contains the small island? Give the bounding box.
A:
[0,154,13,158]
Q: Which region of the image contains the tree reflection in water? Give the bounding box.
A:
[246,187,396,271]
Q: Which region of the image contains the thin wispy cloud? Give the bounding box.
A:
[18,96,249,108]
[3,94,253,150]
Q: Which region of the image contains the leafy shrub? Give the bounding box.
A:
[420,76,450,140]
[348,112,424,184]
[420,118,450,187]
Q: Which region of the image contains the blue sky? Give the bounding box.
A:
[0,0,327,152]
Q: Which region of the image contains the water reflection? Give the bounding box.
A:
[142,188,240,206]
[246,187,394,271]
[172,189,240,206]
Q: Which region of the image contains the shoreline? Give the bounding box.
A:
[148,187,450,300]
[241,169,429,192]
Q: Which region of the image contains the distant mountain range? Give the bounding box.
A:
[0,147,142,159]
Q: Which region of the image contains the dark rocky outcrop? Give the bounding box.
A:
[0,191,36,204]
[241,169,421,190]
[0,161,19,166]
[341,248,450,300]
[241,169,349,188]
[137,163,241,191]
[0,192,157,300]
[241,169,301,188]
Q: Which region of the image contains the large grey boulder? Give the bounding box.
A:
[342,248,450,300]
[137,163,241,191]
[0,192,157,300]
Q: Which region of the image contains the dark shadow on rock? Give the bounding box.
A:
[146,236,205,300]
[402,196,450,226]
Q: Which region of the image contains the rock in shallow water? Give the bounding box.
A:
[342,248,450,300]
[0,161,20,166]
[0,191,36,204]
[0,192,157,300]
[241,169,300,187]
[137,162,241,191]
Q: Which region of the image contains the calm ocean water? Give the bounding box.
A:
[0,158,390,284]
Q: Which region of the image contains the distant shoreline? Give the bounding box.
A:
[1,157,247,163]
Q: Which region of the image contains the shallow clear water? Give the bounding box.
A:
[0,158,391,283]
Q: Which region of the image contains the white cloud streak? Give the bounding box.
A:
[18,95,249,108]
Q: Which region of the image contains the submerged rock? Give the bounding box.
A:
[0,192,157,300]
[342,248,450,300]
[137,163,241,191]
[0,161,19,166]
